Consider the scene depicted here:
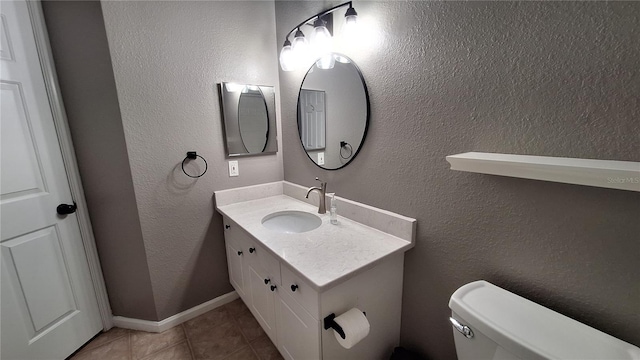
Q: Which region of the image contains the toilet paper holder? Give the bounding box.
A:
[323,311,366,340]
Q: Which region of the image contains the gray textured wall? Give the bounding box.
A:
[100,0,283,320]
[41,0,158,320]
[44,0,283,321]
[275,1,640,359]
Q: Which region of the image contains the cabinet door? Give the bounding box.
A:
[276,290,321,360]
[224,223,246,299]
[248,264,277,343]
[281,265,319,319]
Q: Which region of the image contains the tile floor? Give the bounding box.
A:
[69,299,283,360]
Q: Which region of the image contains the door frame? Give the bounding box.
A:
[25,0,113,330]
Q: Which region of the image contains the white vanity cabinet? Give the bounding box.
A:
[216,182,415,360]
[224,219,279,344]
[222,216,406,360]
[224,217,321,359]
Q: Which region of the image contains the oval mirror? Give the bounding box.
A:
[238,89,269,153]
[297,53,369,170]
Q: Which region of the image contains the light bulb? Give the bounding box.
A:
[316,54,335,70]
[291,29,308,67]
[279,40,295,71]
[311,18,332,56]
[343,6,358,39]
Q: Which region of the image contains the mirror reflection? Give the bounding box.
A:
[220,83,277,156]
[297,53,369,170]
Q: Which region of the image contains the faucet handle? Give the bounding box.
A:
[315,177,327,189]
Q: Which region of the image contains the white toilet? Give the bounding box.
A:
[449,281,640,360]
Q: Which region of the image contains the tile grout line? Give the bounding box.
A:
[184,308,238,360]
[233,301,282,360]
[232,312,253,346]
[138,340,190,360]
[128,331,132,360]
[182,323,197,360]
[219,303,257,360]
[130,327,189,360]
[74,329,130,357]
[220,344,257,360]
[248,340,262,360]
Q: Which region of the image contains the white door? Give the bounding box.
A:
[0,0,103,359]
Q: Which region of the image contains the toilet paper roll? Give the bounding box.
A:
[333,308,370,349]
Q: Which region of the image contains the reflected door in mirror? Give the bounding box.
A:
[297,54,369,170]
[299,90,325,151]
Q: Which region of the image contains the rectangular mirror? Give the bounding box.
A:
[218,82,277,156]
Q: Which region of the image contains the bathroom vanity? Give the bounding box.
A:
[215,181,416,360]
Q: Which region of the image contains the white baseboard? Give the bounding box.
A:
[112,291,239,333]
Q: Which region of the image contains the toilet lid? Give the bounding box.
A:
[449,281,640,360]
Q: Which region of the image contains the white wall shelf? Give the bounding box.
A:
[446,152,640,192]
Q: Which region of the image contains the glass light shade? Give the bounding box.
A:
[279,44,296,71]
[345,14,357,26]
[333,54,351,64]
[343,5,358,39]
[316,54,335,70]
[291,29,309,53]
[311,23,332,55]
[291,31,309,67]
[292,35,308,51]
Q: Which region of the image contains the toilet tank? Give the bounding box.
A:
[448,281,640,360]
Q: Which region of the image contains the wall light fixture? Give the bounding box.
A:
[279,1,358,72]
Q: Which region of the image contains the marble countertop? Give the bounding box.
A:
[216,194,413,291]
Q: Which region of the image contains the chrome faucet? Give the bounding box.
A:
[305,177,327,214]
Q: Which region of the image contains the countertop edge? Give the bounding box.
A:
[215,199,414,292]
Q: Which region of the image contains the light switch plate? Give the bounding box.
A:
[318,152,325,165]
[228,160,239,177]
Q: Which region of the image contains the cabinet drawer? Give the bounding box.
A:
[254,244,281,285]
[281,265,319,319]
[223,219,250,249]
[224,217,281,285]
[243,241,281,286]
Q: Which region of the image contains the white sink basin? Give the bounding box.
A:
[261,211,322,234]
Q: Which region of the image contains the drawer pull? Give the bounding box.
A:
[264,278,271,285]
[270,285,277,292]
[225,224,230,229]
[249,247,256,253]
[291,284,299,292]
[237,251,243,256]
